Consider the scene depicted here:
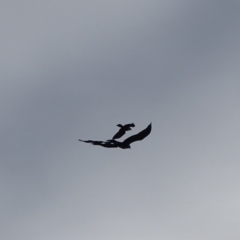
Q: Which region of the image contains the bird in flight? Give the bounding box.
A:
[79,123,152,149]
[112,123,135,140]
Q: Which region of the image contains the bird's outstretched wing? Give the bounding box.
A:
[122,123,152,145]
[78,139,118,148]
[79,140,103,145]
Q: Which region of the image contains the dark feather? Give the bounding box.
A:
[78,140,104,145]
[78,139,118,148]
[122,123,152,145]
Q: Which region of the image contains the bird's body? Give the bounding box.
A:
[112,123,135,139]
[79,123,152,149]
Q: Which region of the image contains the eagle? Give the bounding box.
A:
[112,123,135,139]
[79,123,151,149]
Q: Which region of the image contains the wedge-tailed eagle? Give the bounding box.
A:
[79,123,151,149]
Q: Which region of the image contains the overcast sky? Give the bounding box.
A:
[1,1,240,239]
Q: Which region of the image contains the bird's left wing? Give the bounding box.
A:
[122,123,152,145]
[78,139,104,145]
[78,139,118,148]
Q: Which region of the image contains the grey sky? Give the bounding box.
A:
[1,1,240,239]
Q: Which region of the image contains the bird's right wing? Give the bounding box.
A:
[122,123,152,145]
